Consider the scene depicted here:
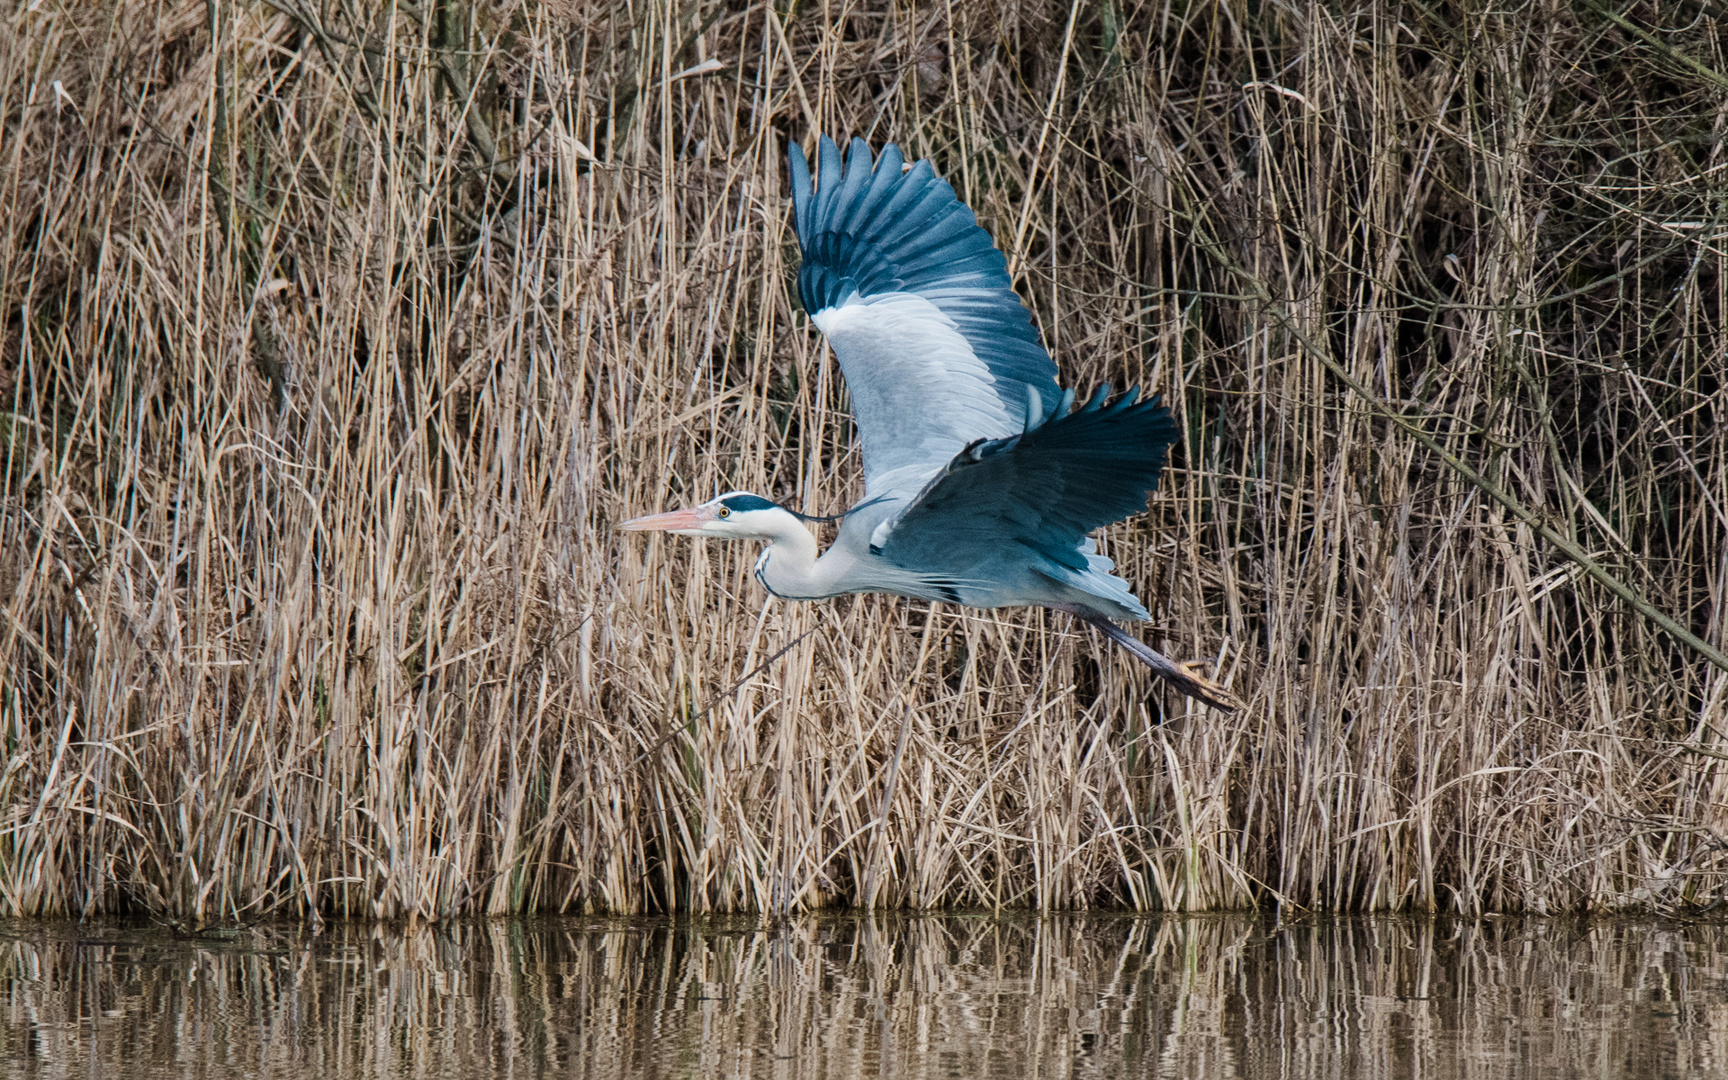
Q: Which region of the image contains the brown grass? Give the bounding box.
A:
[0,0,1725,920]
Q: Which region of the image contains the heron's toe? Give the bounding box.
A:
[1176,660,1244,711]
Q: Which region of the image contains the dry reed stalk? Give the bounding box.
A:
[0,0,1724,919]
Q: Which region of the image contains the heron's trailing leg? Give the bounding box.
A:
[1080,616,1242,711]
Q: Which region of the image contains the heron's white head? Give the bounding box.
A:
[618,491,802,540]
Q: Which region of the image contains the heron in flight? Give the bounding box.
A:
[622,136,1239,710]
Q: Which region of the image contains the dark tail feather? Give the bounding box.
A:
[1082,617,1243,711]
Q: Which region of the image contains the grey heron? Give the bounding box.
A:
[622,136,1240,711]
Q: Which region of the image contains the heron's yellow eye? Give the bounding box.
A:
[718,507,730,518]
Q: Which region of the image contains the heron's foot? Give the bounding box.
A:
[1077,614,1245,711]
[1173,660,1244,712]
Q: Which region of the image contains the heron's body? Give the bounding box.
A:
[623,136,1239,709]
[740,398,1162,624]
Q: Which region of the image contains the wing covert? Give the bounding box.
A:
[875,388,1180,581]
[790,136,1064,502]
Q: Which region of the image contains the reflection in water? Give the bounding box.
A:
[2,914,1725,1078]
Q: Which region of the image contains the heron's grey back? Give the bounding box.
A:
[874,387,1178,618]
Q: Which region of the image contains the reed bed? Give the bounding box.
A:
[0,0,1724,920]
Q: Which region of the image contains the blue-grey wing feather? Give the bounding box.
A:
[875,388,1180,615]
[790,136,1063,503]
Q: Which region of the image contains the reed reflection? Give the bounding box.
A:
[2,915,1725,1078]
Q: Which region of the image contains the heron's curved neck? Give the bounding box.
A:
[752,516,838,600]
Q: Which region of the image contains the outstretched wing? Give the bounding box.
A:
[789,136,1063,504]
[874,387,1179,584]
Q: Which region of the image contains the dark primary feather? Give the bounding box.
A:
[788,135,1062,428]
[876,387,1180,576]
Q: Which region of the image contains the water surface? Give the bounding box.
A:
[3,913,1725,1078]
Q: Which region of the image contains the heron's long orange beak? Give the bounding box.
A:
[618,506,710,532]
